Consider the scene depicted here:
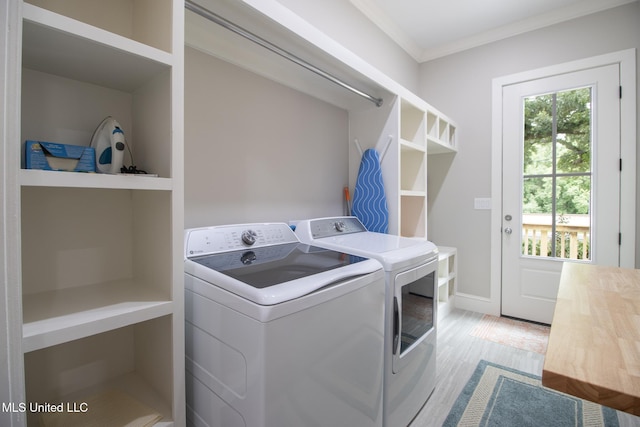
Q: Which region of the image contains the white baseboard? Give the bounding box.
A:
[452,292,500,316]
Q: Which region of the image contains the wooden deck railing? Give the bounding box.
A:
[522,224,590,260]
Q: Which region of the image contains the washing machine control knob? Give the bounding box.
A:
[241,230,258,245]
[334,221,346,232]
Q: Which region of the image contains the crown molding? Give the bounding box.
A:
[352,0,638,63]
[420,0,638,61]
[349,0,423,62]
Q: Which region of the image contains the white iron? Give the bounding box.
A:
[90,116,125,174]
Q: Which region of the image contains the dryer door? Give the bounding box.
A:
[392,260,437,373]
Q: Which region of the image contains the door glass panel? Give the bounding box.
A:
[522,88,592,260]
[524,94,553,175]
[522,177,552,214]
[400,272,434,355]
[522,177,553,257]
[555,175,591,260]
[555,88,592,174]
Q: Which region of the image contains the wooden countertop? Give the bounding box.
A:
[542,262,640,415]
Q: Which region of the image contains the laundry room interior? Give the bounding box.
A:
[2,0,640,426]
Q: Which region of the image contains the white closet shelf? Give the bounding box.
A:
[400,190,426,197]
[22,3,172,93]
[20,169,172,190]
[50,371,173,427]
[428,138,458,154]
[22,280,173,353]
[400,139,427,153]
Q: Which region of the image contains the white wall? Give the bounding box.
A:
[273,0,420,93]
[420,2,640,302]
[184,47,349,228]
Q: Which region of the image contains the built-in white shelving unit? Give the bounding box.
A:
[350,95,457,238]
[427,111,458,154]
[399,99,427,237]
[437,246,457,320]
[3,0,184,425]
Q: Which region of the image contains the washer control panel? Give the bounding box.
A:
[185,223,297,257]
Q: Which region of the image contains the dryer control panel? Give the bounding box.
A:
[298,216,367,240]
[185,223,298,257]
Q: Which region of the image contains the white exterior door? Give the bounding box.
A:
[501,64,621,324]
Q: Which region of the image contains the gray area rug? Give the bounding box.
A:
[443,360,619,427]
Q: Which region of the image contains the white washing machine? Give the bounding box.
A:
[184,223,385,427]
[295,216,439,427]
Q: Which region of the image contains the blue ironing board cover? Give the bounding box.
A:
[352,148,389,233]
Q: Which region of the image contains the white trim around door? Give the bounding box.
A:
[488,49,636,318]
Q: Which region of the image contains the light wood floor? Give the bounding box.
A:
[409,309,640,427]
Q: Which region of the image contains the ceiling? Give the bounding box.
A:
[350,0,638,62]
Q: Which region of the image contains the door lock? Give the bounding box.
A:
[504,227,513,234]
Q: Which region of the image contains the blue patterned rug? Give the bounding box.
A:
[443,360,619,427]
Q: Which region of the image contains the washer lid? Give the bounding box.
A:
[185,243,381,305]
[190,242,368,288]
[184,222,383,305]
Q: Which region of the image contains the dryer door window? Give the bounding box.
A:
[392,260,437,373]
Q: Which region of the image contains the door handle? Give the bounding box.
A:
[504,227,513,234]
[392,297,399,355]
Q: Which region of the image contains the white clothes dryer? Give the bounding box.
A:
[295,217,439,427]
[184,223,385,427]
